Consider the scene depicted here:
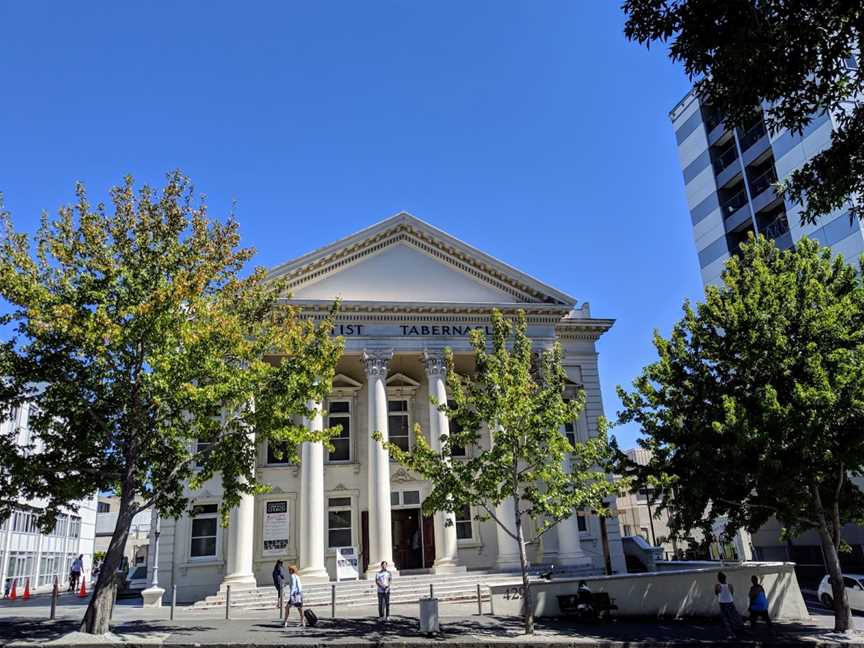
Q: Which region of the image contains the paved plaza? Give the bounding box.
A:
[2,592,864,647]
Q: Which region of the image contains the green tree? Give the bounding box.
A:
[378,310,621,635]
[0,173,343,634]
[623,0,864,224]
[617,236,864,632]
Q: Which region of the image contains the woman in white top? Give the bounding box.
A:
[714,571,742,639]
[283,565,305,628]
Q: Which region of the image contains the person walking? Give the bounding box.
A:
[748,575,773,631]
[714,571,742,639]
[375,561,392,622]
[283,565,305,629]
[272,560,286,609]
[69,555,83,592]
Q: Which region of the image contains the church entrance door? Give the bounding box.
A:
[391,508,423,570]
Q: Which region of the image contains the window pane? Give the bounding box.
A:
[387,400,407,412]
[390,492,400,506]
[451,443,466,457]
[190,537,216,557]
[390,433,410,452]
[577,515,587,532]
[329,438,350,462]
[329,401,350,413]
[328,497,351,508]
[267,441,292,464]
[456,522,472,540]
[329,416,350,438]
[388,415,409,435]
[328,510,352,529]
[402,491,420,505]
[192,517,217,537]
[192,504,218,515]
[328,529,352,548]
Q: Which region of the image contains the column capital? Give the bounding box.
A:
[423,350,447,378]
[362,349,392,377]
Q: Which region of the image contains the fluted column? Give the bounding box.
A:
[363,350,398,576]
[299,400,329,582]
[423,351,465,574]
[556,454,590,567]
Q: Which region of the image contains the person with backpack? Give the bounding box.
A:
[714,571,742,639]
[748,575,773,630]
[272,560,286,609]
[283,565,305,629]
[375,561,392,622]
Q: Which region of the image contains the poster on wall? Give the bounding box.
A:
[335,546,359,581]
[263,500,290,556]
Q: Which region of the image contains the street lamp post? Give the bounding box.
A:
[141,511,164,607]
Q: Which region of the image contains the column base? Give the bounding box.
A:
[140,586,165,607]
[218,574,258,595]
[494,555,522,571]
[432,560,466,575]
[557,552,593,568]
[298,566,330,584]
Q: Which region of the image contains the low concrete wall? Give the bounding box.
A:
[489,561,808,620]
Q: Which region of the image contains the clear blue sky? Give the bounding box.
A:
[0,2,703,449]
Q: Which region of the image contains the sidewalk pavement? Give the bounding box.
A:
[2,595,864,646]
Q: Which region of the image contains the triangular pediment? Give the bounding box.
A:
[268,213,575,306]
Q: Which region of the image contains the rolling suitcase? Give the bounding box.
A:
[304,608,318,627]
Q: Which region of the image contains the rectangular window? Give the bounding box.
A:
[564,421,577,447]
[194,440,213,468]
[402,490,420,506]
[190,504,218,558]
[267,440,293,464]
[387,400,410,453]
[69,516,81,538]
[327,400,351,462]
[455,504,473,540]
[327,497,352,548]
[97,502,111,513]
[577,514,587,532]
[447,401,466,457]
[390,492,400,506]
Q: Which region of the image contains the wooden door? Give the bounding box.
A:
[422,515,435,569]
[361,511,369,573]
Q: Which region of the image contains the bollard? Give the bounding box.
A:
[429,583,434,599]
[477,583,482,615]
[489,586,495,615]
[225,585,231,620]
[50,578,58,620]
[331,583,336,618]
[170,585,176,621]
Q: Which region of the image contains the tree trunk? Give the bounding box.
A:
[80,489,136,634]
[513,494,533,635]
[817,520,852,632]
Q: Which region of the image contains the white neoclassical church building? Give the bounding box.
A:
[153,213,627,602]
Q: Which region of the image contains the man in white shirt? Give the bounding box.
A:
[375,561,392,622]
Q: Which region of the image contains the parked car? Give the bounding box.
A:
[817,574,864,610]
[121,565,148,597]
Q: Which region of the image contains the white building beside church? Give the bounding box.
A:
[154,213,626,602]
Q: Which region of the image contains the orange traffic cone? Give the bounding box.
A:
[78,576,87,598]
[23,578,30,600]
[9,578,17,601]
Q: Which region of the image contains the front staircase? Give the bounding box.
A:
[189,566,597,613]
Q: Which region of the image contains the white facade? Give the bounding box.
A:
[155,213,626,602]
[0,402,98,595]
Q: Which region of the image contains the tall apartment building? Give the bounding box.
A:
[0,402,97,595]
[670,86,864,286]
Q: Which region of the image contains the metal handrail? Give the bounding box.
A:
[714,146,738,172]
[723,188,749,215]
[749,167,778,196]
[739,120,767,151]
[763,214,790,240]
